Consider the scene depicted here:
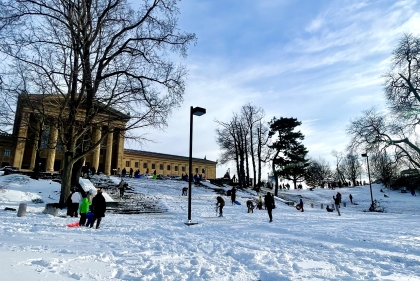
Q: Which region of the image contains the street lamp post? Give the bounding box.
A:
[361,153,374,211]
[185,106,206,226]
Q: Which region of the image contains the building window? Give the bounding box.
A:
[135,162,139,168]
[126,161,130,167]
[4,149,11,156]
[159,164,164,170]
[174,166,178,171]
[195,168,198,174]
[152,163,156,169]
[167,165,171,171]
[202,168,206,174]
[143,163,148,169]
[182,166,185,172]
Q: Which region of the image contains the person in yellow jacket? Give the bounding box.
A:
[79,194,91,226]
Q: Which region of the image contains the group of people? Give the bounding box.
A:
[115,167,141,178]
[181,173,206,183]
[216,189,355,221]
[216,191,276,222]
[81,165,100,178]
[66,188,107,229]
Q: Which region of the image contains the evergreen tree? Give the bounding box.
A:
[268,117,309,191]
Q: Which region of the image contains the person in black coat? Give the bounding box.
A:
[216,196,225,217]
[89,189,106,229]
[230,187,236,205]
[264,192,275,222]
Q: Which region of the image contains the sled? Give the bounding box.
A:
[234,201,241,205]
[296,205,302,210]
[67,222,79,227]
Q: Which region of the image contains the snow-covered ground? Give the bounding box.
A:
[0,174,420,281]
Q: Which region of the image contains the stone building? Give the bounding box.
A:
[0,95,217,179]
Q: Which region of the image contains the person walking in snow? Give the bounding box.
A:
[349,194,353,204]
[336,192,342,203]
[216,196,225,217]
[230,187,236,205]
[296,198,304,212]
[89,189,107,229]
[78,194,91,226]
[264,192,275,222]
[333,196,341,216]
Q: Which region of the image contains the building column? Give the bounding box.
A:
[91,127,101,171]
[12,113,29,169]
[116,129,125,171]
[45,126,58,172]
[29,120,40,170]
[104,131,113,175]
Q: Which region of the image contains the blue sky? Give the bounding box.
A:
[131,0,420,179]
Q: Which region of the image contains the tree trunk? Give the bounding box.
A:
[59,152,74,207]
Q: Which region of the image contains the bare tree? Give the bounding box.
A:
[305,157,331,188]
[331,150,346,184]
[257,121,270,187]
[340,154,362,186]
[0,0,196,205]
[370,149,398,188]
[348,34,420,170]
[241,103,265,187]
[347,108,420,168]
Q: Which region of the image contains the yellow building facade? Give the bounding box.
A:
[1,95,217,179]
[123,149,216,179]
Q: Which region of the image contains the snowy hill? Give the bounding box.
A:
[0,174,420,281]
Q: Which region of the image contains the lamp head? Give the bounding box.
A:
[361,153,367,157]
[192,107,206,116]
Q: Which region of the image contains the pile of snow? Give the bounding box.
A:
[0,174,420,280]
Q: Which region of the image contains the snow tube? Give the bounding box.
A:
[296,205,302,210]
[234,200,241,205]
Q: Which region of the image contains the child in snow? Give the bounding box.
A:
[257,196,264,210]
[78,194,91,226]
[85,205,94,227]
[246,200,254,213]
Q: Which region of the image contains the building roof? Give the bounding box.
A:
[19,94,130,120]
[124,149,217,164]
